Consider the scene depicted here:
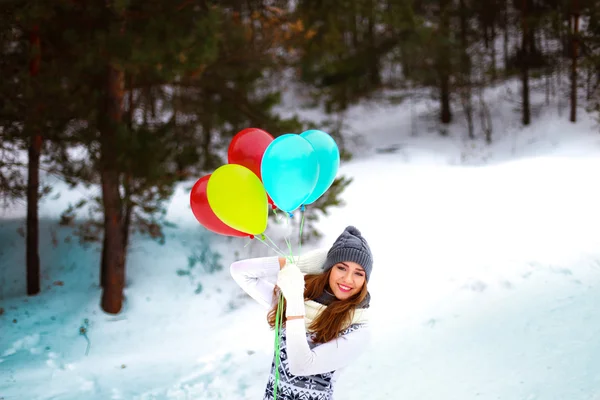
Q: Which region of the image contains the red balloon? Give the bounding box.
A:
[228,128,275,205]
[190,175,249,237]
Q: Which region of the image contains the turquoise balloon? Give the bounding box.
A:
[261,134,319,213]
[300,130,340,205]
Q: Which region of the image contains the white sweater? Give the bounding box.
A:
[230,256,371,399]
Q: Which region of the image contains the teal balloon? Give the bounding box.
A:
[261,134,319,212]
[300,130,340,205]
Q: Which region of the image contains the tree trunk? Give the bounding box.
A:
[504,0,509,75]
[570,0,579,123]
[477,43,493,144]
[101,233,107,287]
[352,1,359,49]
[439,0,452,125]
[100,64,126,314]
[459,0,469,75]
[440,73,452,125]
[483,21,489,49]
[461,93,474,139]
[120,174,133,277]
[586,62,592,101]
[367,0,380,87]
[480,88,493,144]
[26,25,41,296]
[491,19,497,82]
[557,5,565,117]
[122,76,134,263]
[122,188,133,255]
[459,0,473,138]
[27,138,42,295]
[521,0,530,126]
[27,133,42,296]
[544,28,551,105]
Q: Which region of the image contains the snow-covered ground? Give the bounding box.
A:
[2,82,600,400]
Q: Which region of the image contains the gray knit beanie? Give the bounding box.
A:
[323,226,373,281]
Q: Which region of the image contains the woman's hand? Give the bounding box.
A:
[296,248,328,274]
[278,247,328,274]
[277,263,305,318]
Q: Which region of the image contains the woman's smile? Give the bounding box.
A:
[337,283,353,292]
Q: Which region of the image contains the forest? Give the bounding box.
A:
[1,0,599,315]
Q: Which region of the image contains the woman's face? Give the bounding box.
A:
[328,261,366,300]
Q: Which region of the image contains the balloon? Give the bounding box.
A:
[261,134,319,213]
[190,175,249,237]
[207,164,268,235]
[300,130,340,205]
[228,128,275,206]
[228,128,274,179]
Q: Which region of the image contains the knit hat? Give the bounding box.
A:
[323,226,373,282]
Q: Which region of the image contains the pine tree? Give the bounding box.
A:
[0,1,79,295]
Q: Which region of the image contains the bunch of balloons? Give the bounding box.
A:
[190,128,340,238]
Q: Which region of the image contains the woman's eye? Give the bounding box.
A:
[355,272,364,277]
[337,266,345,271]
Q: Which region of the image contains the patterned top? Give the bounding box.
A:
[263,323,366,400]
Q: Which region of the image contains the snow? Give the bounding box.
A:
[2,84,600,400]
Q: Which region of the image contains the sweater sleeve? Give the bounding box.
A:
[284,318,371,376]
[229,256,281,309]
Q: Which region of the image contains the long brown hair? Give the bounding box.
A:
[267,269,368,344]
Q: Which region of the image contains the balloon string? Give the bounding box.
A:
[273,291,283,400]
[264,223,290,400]
[284,236,294,260]
[272,208,305,399]
[298,205,306,255]
[263,233,286,256]
[274,212,298,398]
[262,233,292,263]
[256,235,287,258]
[272,206,284,223]
[284,216,294,261]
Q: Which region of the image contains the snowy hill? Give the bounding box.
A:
[2,86,600,400]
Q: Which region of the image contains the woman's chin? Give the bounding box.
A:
[332,288,353,300]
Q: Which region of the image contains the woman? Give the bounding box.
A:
[230,226,373,400]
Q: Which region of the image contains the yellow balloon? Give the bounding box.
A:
[206,164,268,235]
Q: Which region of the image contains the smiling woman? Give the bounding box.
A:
[230,226,374,400]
